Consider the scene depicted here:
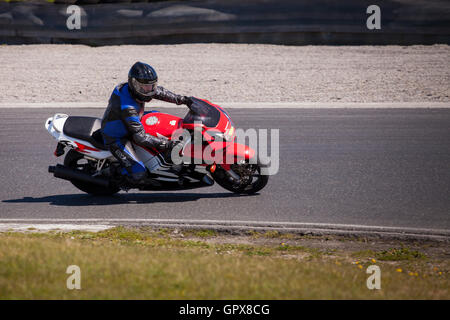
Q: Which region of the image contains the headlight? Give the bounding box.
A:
[224,126,235,141]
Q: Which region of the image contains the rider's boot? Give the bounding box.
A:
[103,164,147,189]
[100,162,121,177]
[122,171,148,188]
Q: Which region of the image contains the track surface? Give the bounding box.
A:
[1,108,449,230]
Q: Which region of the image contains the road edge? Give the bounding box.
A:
[0,102,450,109]
[0,219,448,242]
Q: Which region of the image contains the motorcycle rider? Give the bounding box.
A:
[101,61,192,185]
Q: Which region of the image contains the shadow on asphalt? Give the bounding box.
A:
[2,192,247,206]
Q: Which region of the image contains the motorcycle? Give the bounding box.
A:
[45,97,268,195]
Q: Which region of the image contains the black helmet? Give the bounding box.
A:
[128,62,158,102]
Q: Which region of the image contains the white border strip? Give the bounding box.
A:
[0,102,449,109]
[0,223,112,232]
[0,218,448,240]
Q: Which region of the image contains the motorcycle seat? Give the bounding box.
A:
[63,116,108,150]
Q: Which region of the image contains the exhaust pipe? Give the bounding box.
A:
[48,164,110,188]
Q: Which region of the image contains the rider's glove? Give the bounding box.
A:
[181,96,194,107]
[167,139,181,150]
[160,140,182,164]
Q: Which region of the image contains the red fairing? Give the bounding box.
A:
[225,143,255,161]
[183,141,256,164]
[139,100,254,165]
[141,112,182,139]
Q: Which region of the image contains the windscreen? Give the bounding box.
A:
[183,98,221,128]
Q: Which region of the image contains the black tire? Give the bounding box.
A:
[212,162,269,194]
[64,149,120,196]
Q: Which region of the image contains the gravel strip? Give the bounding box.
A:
[1,44,449,103]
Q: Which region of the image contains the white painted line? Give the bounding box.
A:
[0,102,449,109]
[0,223,113,232]
[0,218,448,237]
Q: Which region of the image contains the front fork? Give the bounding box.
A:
[206,162,245,185]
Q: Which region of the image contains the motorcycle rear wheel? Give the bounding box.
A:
[64,149,120,196]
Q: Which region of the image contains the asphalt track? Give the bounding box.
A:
[0,107,449,234]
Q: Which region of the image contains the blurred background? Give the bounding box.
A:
[0,0,449,45]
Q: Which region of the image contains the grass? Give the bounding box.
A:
[375,248,426,261]
[184,229,218,238]
[0,227,448,299]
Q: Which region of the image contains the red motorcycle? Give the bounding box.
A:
[46,97,269,195]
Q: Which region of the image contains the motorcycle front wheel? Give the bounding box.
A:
[212,162,269,195]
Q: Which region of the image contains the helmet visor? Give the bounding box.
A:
[131,78,157,97]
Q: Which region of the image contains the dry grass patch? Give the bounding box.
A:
[0,227,448,299]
